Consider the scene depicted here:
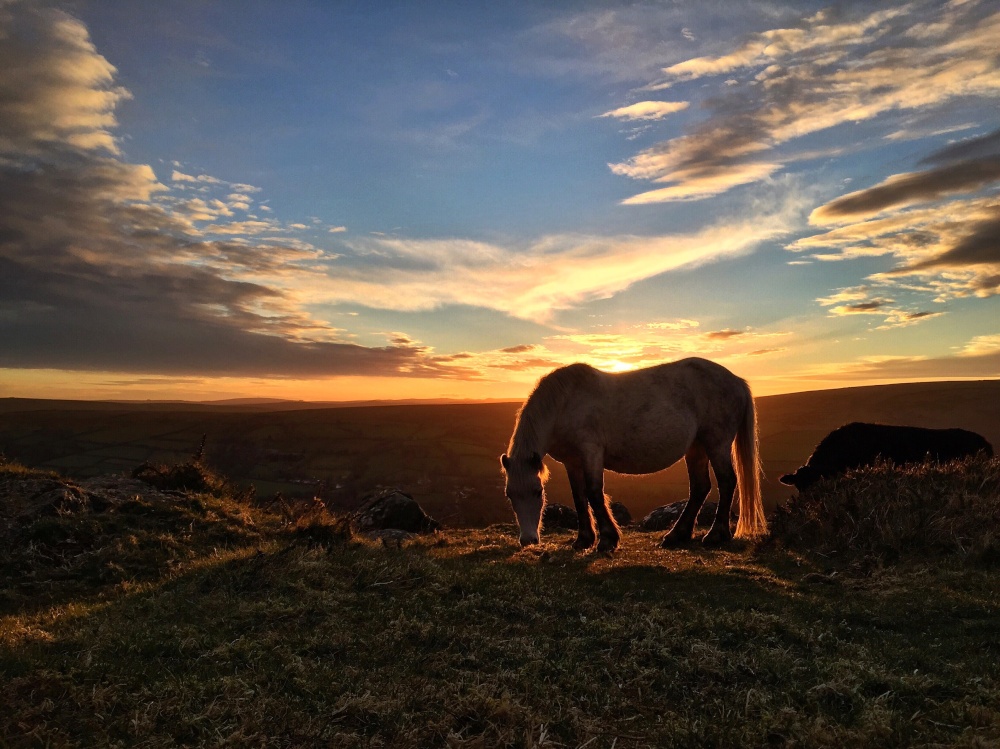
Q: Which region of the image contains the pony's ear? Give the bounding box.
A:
[778,473,796,486]
[529,452,543,472]
[500,454,510,471]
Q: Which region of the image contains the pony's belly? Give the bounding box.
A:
[603,428,691,475]
[604,446,686,475]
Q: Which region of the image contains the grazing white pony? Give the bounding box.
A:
[500,358,766,551]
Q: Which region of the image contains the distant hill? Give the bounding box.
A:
[0,396,521,413]
[1,379,997,526]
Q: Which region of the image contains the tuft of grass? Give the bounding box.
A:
[0,455,56,480]
[131,458,230,496]
[288,498,355,549]
[770,456,1000,567]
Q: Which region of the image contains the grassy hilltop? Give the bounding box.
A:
[2,455,1000,748]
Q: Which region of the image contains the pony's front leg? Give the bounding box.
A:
[582,460,620,553]
[566,463,596,550]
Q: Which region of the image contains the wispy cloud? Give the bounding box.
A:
[617,161,781,204]
[607,2,1000,203]
[323,209,795,320]
[600,101,688,121]
[815,285,949,329]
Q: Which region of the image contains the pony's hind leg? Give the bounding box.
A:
[566,461,596,550]
[661,442,711,548]
[703,443,737,547]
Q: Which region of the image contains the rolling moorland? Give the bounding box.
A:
[2,379,999,526]
[1,379,1000,746]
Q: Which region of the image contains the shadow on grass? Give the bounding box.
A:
[4,526,1000,748]
[3,463,1000,749]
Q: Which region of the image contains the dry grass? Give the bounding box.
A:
[770,456,1000,568]
[2,456,999,747]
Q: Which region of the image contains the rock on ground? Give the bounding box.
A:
[610,501,632,527]
[541,501,632,530]
[352,488,440,534]
[638,500,720,532]
[542,503,578,530]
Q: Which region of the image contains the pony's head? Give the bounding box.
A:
[500,452,549,547]
[779,464,820,490]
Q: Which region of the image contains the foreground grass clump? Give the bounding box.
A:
[2,459,1000,748]
[771,456,1000,567]
[131,455,232,497]
[0,458,269,614]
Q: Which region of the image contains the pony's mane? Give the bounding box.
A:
[508,363,599,457]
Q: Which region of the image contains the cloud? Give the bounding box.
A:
[961,334,1000,357]
[829,300,892,315]
[795,340,1000,383]
[0,2,129,157]
[461,321,787,376]
[609,3,1000,202]
[324,209,794,320]
[518,6,703,83]
[202,219,279,235]
[643,319,699,330]
[797,121,1000,304]
[600,101,689,121]
[500,344,537,354]
[810,156,1000,224]
[652,8,908,86]
[705,328,746,340]
[618,161,781,204]
[875,309,946,330]
[173,170,208,183]
[814,286,946,329]
[903,212,1000,271]
[0,2,468,380]
[919,126,1000,164]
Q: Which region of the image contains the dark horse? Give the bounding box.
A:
[780,422,993,490]
[500,358,767,552]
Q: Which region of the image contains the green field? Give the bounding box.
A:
[2,379,999,527]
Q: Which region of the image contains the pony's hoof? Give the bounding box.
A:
[701,531,733,548]
[572,536,595,551]
[660,533,691,548]
[596,539,619,554]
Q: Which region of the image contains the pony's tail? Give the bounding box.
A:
[733,382,767,539]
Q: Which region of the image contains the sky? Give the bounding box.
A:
[1,0,999,402]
